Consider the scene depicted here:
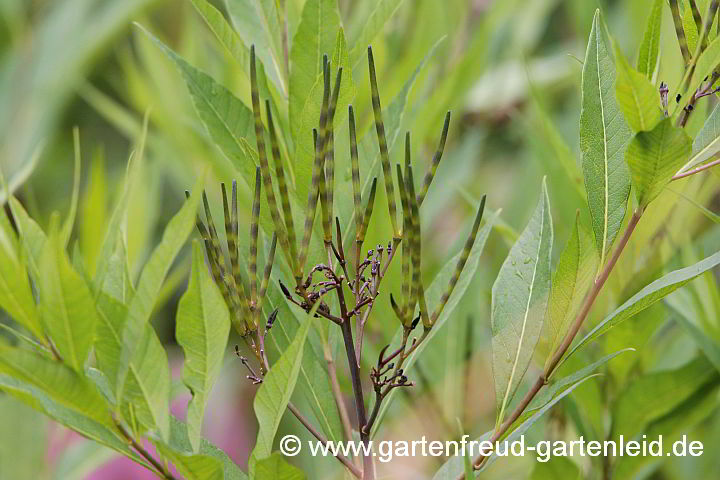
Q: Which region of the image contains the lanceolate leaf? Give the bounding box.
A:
[8,197,47,281]
[626,118,692,207]
[370,209,498,437]
[542,212,597,366]
[613,42,663,132]
[176,242,231,452]
[190,0,250,73]
[115,180,204,440]
[492,179,553,426]
[39,225,98,372]
[636,0,662,78]
[0,209,44,340]
[155,443,224,480]
[250,306,317,471]
[289,0,341,142]
[682,102,720,173]
[566,250,720,360]
[139,27,258,196]
[580,10,632,265]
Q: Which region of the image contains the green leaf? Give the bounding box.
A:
[155,443,224,480]
[0,208,44,339]
[294,28,356,202]
[613,41,663,132]
[177,241,231,452]
[138,26,258,196]
[370,208,497,436]
[541,213,597,365]
[492,179,553,425]
[250,306,316,471]
[626,118,692,207]
[566,250,720,359]
[39,224,98,371]
[8,196,48,281]
[0,345,110,427]
[263,283,344,443]
[115,179,204,440]
[80,148,108,276]
[160,416,248,480]
[225,0,287,96]
[289,0,341,141]
[580,10,632,265]
[682,0,701,57]
[190,0,250,73]
[348,0,406,67]
[636,0,662,79]
[255,452,306,480]
[611,355,719,442]
[682,102,720,173]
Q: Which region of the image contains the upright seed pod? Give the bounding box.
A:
[249,45,294,275]
[265,100,298,269]
[368,46,399,238]
[324,68,343,242]
[429,194,486,325]
[349,105,362,236]
[405,164,430,328]
[257,233,277,311]
[249,167,261,307]
[417,111,451,205]
[396,163,412,326]
[299,55,331,272]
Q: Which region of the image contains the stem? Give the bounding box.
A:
[114,417,177,480]
[340,318,374,479]
[672,157,720,180]
[458,209,644,479]
[323,342,354,443]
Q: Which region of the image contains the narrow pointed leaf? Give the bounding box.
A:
[256,453,306,480]
[542,213,597,365]
[249,306,317,472]
[614,42,663,132]
[39,225,98,371]
[60,127,82,247]
[0,209,44,339]
[580,11,632,264]
[626,118,692,207]
[567,250,720,360]
[177,242,231,452]
[492,180,553,426]
[348,0,406,66]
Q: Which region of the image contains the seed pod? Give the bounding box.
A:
[396,163,412,325]
[368,46,398,237]
[417,111,451,205]
[258,233,277,307]
[348,105,362,240]
[249,167,261,305]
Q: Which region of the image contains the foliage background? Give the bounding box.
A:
[0,0,719,478]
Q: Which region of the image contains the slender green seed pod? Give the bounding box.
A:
[250,167,261,304]
[405,165,429,328]
[358,177,377,242]
[349,105,362,237]
[417,111,451,205]
[220,183,240,302]
[367,46,398,237]
[257,233,277,310]
[324,68,343,239]
[390,293,404,324]
[250,45,293,273]
[669,0,691,64]
[699,1,719,53]
[430,194,486,325]
[265,100,297,265]
[396,163,412,325]
[300,56,331,269]
[689,0,703,43]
